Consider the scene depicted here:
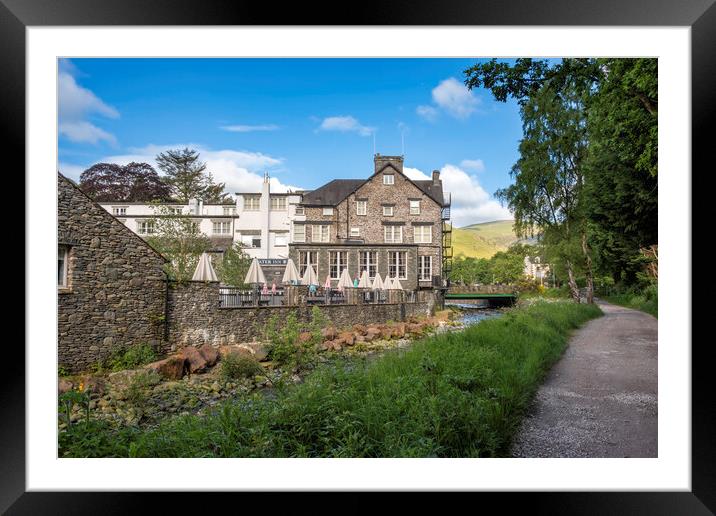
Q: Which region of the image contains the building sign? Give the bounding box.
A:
[258,259,287,266]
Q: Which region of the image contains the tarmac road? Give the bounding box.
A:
[511,300,658,458]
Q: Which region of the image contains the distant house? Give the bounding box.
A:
[289,154,452,291]
[524,255,550,284]
[58,172,168,372]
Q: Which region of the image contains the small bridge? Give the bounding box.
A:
[445,286,517,307]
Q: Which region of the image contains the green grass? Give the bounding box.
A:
[59,300,602,458]
[603,292,657,318]
[452,220,530,259]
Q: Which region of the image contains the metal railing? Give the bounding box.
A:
[219,287,285,307]
[220,287,424,307]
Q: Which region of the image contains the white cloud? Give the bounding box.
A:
[405,164,511,227]
[220,124,279,132]
[416,105,439,122]
[318,116,374,136]
[59,121,117,145]
[432,78,480,119]
[460,159,485,172]
[58,62,119,144]
[101,144,301,195]
[417,77,481,122]
[57,162,87,181]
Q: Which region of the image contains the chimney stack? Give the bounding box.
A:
[432,170,440,184]
[374,153,404,174]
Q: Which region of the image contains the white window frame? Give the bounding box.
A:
[410,200,421,215]
[329,251,348,280]
[383,205,394,216]
[112,206,127,216]
[383,174,395,185]
[294,205,305,215]
[243,195,261,211]
[58,245,69,287]
[360,251,377,278]
[350,227,360,238]
[138,220,155,235]
[314,225,330,243]
[322,207,334,216]
[270,197,287,211]
[293,224,306,243]
[223,206,236,216]
[212,220,231,235]
[356,200,367,216]
[413,225,432,243]
[240,231,262,248]
[299,250,317,276]
[419,255,433,281]
[384,225,403,244]
[273,232,288,247]
[389,251,407,280]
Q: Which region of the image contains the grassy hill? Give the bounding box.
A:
[451,220,522,259]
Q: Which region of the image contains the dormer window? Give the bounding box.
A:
[112,206,127,216]
[323,207,334,216]
[383,174,395,185]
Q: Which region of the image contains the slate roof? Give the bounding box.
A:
[301,173,447,207]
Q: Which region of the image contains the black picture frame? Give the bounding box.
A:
[6,0,711,512]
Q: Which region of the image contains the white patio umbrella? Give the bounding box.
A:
[301,264,318,286]
[392,277,404,290]
[371,272,385,290]
[357,270,371,288]
[385,277,397,290]
[337,268,353,289]
[282,258,300,285]
[244,257,267,285]
[324,275,332,289]
[192,252,218,282]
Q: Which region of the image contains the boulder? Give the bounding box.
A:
[355,335,366,343]
[178,346,208,374]
[298,332,313,344]
[338,332,355,346]
[244,342,269,361]
[352,324,367,335]
[407,323,424,335]
[198,344,219,366]
[145,356,186,380]
[80,376,107,396]
[321,327,337,341]
[58,378,74,395]
[394,323,406,338]
[380,327,394,340]
[363,333,375,343]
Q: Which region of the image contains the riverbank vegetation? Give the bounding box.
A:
[59,300,601,458]
[602,284,658,318]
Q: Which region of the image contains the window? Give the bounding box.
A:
[418,255,433,281]
[314,225,330,243]
[138,220,155,235]
[350,227,360,238]
[168,206,183,215]
[112,206,127,216]
[212,221,231,235]
[58,245,69,287]
[384,225,402,243]
[295,206,305,215]
[240,231,261,248]
[299,251,317,276]
[360,251,377,278]
[243,195,260,211]
[189,221,200,234]
[293,224,306,243]
[356,200,367,216]
[223,206,236,216]
[322,207,334,216]
[273,232,288,247]
[388,251,407,279]
[330,251,348,280]
[270,197,287,211]
[383,174,394,185]
[383,206,394,216]
[413,225,432,243]
[410,200,421,215]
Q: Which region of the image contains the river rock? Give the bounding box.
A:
[198,344,219,366]
[338,332,355,346]
[145,356,186,380]
[58,378,74,395]
[321,327,337,341]
[179,346,208,373]
[298,332,312,344]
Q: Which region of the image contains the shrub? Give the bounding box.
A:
[220,353,262,380]
[265,312,319,372]
[124,370,160,406]
[97,343,158,373]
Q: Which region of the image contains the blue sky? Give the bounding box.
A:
[58,58,524,227]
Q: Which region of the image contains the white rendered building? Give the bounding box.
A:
[99,173,306,262]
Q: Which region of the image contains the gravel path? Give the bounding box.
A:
[511,300,657,458]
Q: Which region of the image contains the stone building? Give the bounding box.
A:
[58,173,169,372]
[289,154,451,291]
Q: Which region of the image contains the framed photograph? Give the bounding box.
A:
[7,0,712,511]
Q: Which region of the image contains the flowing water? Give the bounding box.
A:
[447,302,506,328]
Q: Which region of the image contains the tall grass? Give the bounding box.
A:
[603,284,658,318]
[60,300,602,458]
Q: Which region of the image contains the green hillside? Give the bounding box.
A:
[451,220,521,259]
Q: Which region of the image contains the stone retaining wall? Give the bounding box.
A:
[166,281,435,350]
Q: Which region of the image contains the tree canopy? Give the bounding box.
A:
[156,148,232,204]
[79,162,172,202]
